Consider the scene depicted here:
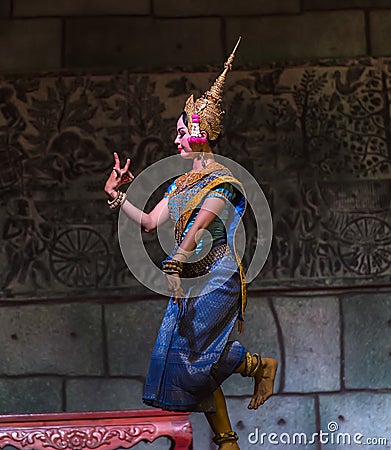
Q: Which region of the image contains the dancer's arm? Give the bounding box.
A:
[165,196,226,304]
[104,152,170,232]
[173,196,226,260]
[121,196,170,232]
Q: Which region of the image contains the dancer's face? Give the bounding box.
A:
[174,115,193,159]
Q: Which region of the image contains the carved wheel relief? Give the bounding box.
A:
[49,227,110,287]
[338,217,391,275]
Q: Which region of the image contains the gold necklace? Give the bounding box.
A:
[170,161,223,195]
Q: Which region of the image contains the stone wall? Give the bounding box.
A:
[0,292,389,449]
[2,0,391,72]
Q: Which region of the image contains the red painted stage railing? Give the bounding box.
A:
[0,409,192,450]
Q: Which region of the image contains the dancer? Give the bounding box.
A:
[104,38,277,449]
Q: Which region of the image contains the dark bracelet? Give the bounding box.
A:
[107,191,126,210]
[162,259,184,275]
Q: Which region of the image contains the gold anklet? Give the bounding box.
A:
[241,352,262,377]
[212,431,239,445]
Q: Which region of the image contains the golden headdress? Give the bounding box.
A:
[184,37,241,141]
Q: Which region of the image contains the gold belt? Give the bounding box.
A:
[182,242,236,277]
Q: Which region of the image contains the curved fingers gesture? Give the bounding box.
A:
[112,152,134,187]
[105,152,135,197]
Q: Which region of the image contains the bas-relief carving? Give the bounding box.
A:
[0,62,390,299]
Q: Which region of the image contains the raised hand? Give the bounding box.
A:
[105,152,135,198]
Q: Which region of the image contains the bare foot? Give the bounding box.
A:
[248,357,278,410]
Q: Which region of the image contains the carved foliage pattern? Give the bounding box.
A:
[0,61,390,298]
[0,425,157,450]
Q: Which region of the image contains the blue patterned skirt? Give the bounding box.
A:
[143,244,246,412]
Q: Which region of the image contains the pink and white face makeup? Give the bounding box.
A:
[174,115,193,159]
